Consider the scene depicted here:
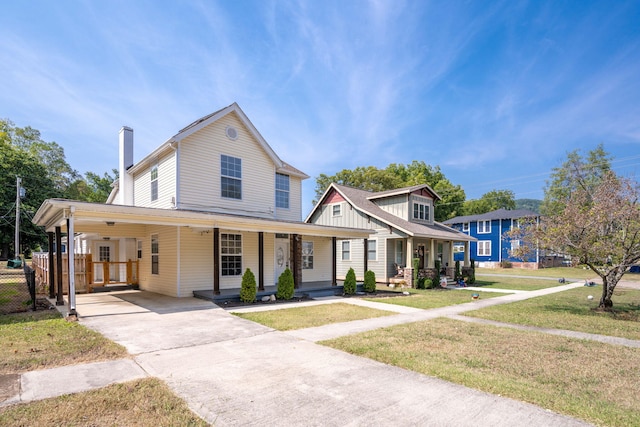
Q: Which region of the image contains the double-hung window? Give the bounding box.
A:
[478,220,491,233]
[221,233,242,276]
[477,241,491,256]
[302,241,314,269]
[341,240,350,260]
[367,240,377,261]
[221,155,242,199]
[151,234,159,275]
[275,173,289,209]
[412,201,430,221]
[150,164,158,202]
[462,222,469,232]
[332,204,341,216]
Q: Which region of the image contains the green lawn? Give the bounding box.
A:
[233,302,394,330]
[471,276,566,290]
[323,317,640,427]
[463,286,640,340]
[0,310,127,375]
[476,266,595,280]
[365,288,507,309]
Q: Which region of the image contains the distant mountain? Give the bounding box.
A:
[515,199,542,213]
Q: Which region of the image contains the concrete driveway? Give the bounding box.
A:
[76,291,590,426]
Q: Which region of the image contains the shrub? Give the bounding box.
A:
[412,257,419,284]
[363,270,376,293]
[500,260,513,268]
[416,277,426,289]
[468,259,476,284]
[343,268,357,295]
[276,268,295,300]
[454,260,462,280]
[240,268,257,303]
[435,260,441,275]
[424,278,435,289]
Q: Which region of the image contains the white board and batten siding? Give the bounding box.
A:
[375,195,409,221]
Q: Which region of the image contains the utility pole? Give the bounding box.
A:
[15,176,21,260]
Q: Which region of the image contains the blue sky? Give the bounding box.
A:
[2,1,639,215]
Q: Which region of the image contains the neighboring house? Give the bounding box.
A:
[443,208,539,268]
[33,103,369,299]
[305,183,476,286]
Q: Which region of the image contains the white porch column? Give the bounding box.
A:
[448,240,454,267]
[67,207,77,316]
[406,237,414,266]
[464,241,471,266]
[429,239,435,268]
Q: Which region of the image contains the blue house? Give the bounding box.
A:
[443,208,539,268]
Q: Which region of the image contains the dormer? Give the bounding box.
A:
[367,184,440,226]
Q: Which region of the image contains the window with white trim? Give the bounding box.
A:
[341,240,350,260]
[367,239,377,261]
[221,233,242,276]
[477,241,491,256]
[221,155,242,199]
[275,173,290,209]
[137,240,142,259]
[478,220,491,233]
[302,241,314,269]
[151,234,159,275]
[332,204,341,217]
[150,164,158,202]
[395,240,404,264]
[462,222,469,232]
[412,201,430,221]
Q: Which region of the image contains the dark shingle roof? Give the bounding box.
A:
[443,208,539,225]
[332,184,475,241]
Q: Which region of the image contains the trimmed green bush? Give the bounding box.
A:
[454,260,462,280]
[363,270,376,293]
[412,257,419,284]
[240,268,257,303]
[425,278,436,289]
[343,268,357,295]
[416,277,426,289]
[468,259,476,284]
[276,268,295,300]
[435,260,441,276]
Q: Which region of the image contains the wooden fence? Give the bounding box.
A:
[32,253,139,294]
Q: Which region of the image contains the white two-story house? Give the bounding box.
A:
[306,183,475,286]
[33,103,369,299]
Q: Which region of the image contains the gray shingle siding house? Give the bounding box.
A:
[443,208,540,268]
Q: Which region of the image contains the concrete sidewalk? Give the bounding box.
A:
[1,286,593,426]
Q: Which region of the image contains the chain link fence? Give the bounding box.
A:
[0,260,37,314]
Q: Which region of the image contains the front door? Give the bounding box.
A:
[274,238,290,283]
[417,244,426,269]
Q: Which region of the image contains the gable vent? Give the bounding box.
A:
[225,126,238,140]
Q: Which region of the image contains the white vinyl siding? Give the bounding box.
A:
[301,237,332,283]
[133,153,176,208]
[177,227,214,297]
[138,226,178,296]
[178,113,279,216]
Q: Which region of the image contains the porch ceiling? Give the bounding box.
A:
[33,199,372,239]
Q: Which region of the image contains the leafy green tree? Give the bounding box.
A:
[515,199,542,213]
[464,189,516,215]
[0,139,59,258]
[541,144,611,216]
[66,170,118,202]
[511,171,640,310]
[313,160,466,221]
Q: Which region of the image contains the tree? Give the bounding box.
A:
[515,199,542,213]
[512,171,640,310]
[240,268,257,303]
[66,169,118,203]
[464,189,516,215]
[541,144,611,216]
[276,268,295,300]
[313,160,466,222]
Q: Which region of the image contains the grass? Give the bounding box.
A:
[0,310,128,375]
[471,276,565,290]
[0,378,208,427]
[234,302,394,330]
[463,286,640,340]
[476,266,595,279]
[323,317,640,427]
[364,288,507,309]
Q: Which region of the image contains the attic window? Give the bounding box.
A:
[225,126,238,140]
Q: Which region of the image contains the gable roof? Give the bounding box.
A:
[443,208,539,225]
[128,103,308,179]
[367,183,441,201]
[307,183,474,241]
